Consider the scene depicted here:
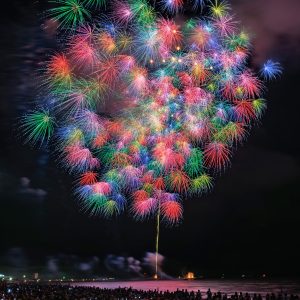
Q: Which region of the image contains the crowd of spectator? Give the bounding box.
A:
[0,283,299,300]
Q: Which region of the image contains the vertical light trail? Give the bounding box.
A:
[155,201,161,279]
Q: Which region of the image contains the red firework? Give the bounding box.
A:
[204,142,231,170]
[234,100,256,123]
[47,53,72,81]
[161,200,183,224]
[157,19,182,49]
[79,171,98,185]
[169,170,190,193]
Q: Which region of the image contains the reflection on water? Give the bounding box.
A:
[73,280,300,295]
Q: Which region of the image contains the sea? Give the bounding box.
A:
[72,280,300,295]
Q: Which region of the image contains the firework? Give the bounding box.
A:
[261,60,283,80]
[161,0,184,14]
[48,0,91,29]
[22,110,55,145]
[22,0,281,226]
[84,0,106,8]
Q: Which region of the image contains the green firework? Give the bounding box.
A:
[129,0,155,26]
[22,110,55,145]
[49,0,91,29]
[252,98,267,117]
[84,194,107,215]
[184,148,203,177]
[102,200,119,217]
[83,0,106,8]
[191,174,213,194]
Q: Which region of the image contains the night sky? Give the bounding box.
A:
[0,0,300,278]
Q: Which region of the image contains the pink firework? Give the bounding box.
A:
[113,0,133,24]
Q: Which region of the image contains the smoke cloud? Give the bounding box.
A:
[232,0,300,66]
[104,252,172,279]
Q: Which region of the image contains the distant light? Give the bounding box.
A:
[9,277,13,281]
[185,272,195,279]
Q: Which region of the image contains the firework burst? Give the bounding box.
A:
[22,0,281,225]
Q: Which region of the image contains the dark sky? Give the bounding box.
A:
[0,0,299,278]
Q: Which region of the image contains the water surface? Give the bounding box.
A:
[73,280,300,295]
